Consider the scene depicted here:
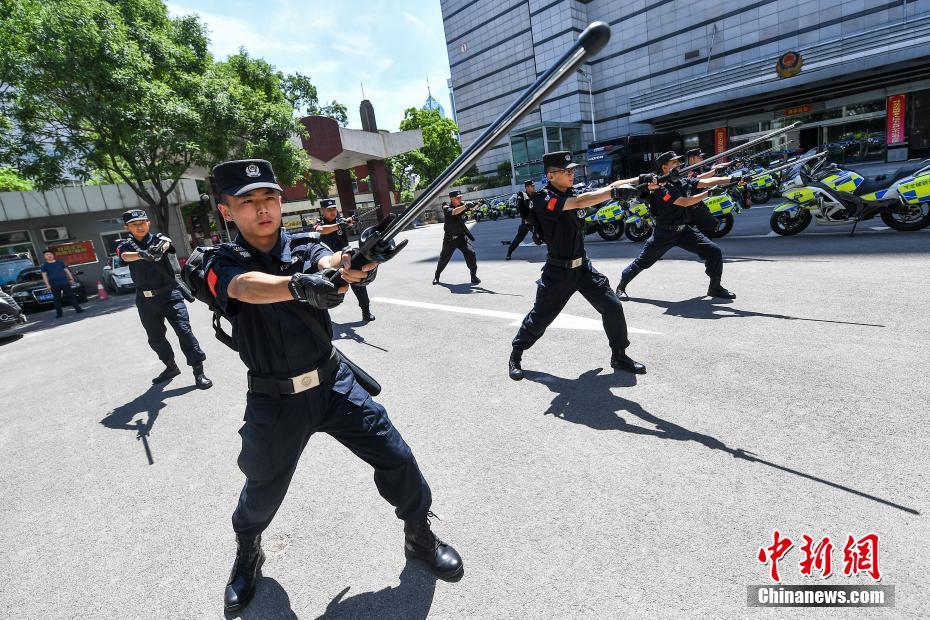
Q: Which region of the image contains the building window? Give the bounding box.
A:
[100,231,132,256]
[510,123,585,184]
[0,230,37,261]
[909,89,930,158]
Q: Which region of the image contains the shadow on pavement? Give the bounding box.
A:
[524,369,918,515]
[99,380,198,465]
[436,282,520,296]
[316,561,437,620]
[629,296,885,328]
[16,294,137,336]
[225,577,297,619]
[0,333,24,346]
[332,320,388,353]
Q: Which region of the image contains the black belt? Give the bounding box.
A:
[138,283,177,298]
[247,351,339,396]
[546,256,585,269]
[655,224,687,232]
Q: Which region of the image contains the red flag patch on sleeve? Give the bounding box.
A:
[662,192,672,202]
[546,197,558,211]
[206,267,218,298]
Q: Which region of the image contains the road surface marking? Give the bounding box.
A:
[371,297,662,334]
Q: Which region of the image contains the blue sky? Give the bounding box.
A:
[166,0,452,131]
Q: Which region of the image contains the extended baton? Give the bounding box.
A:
[661,122,800,183]
[333,22,612,284]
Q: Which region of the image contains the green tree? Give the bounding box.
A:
[0,0,309,232]
[496,160,512,181]
[394,107,461,189]
[0,167,33,192]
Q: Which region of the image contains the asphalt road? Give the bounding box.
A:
[1,215,927,619]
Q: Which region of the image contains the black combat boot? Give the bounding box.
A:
[611,350,646,374]
[152,362,181,384]
[470,273,481,284]
[224,535,265,612]
[508,349,524,381]
[616,264,641,302]
[193,364,213,390]
[707,279,736,299]
[404,512,463,581]
[361,306,376,322]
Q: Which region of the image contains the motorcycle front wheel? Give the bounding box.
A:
[625,220,653,242]
[597,222,624,241]
[770,209,812,235]
[707,213,734,238]
[881,203,930,231]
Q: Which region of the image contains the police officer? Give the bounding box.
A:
[314,199,374,322]
[117,210,212,388]
[682,148,721,237]
[504,179,536,260]
[615,151,739,301]
[206,159,462,612]
[433,190,479,285]
[508,151,646,380]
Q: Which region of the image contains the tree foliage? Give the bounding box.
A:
[393,107,461,189]
[0,0,318,231]
[0,167,33,192]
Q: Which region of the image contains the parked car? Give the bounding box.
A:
[0,253,35,292]
[102,255,135,294]
[8,267,88,312]
[0,289,27,333]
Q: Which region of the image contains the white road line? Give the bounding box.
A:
[372,296,662,335]
[727,228,930,239]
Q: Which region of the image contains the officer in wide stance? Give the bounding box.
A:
[314,199,375,322]
[509,151,647,380]
[205,160,462,612]
[117,210,212,388]
[504,179,536,260]
[433,190,479,285]
[616,151,739,301]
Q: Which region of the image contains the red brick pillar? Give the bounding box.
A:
[366,159,392,221]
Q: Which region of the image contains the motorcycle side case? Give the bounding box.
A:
[750,174,776,189]
[584,201,625,223]
[821,171,864,193]
[897,173,930,205]
[782,187,816,204]
[704,193,736,215]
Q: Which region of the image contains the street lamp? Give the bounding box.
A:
[577,68,596,142]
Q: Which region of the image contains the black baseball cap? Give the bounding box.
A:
[449,190,463,198]
[524,179,535,186]
[320,198,337,208]
[122,209,149,224]
[543,151,579,171]
[656,151,682,168]
[684,148,705,158]
[212,159,283,196]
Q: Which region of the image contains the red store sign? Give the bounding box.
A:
[886,94,907,145]
[714,127,728,160]
[48,240,98,266]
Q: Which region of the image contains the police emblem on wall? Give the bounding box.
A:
[245,164,261,177]
[776,51,803,78]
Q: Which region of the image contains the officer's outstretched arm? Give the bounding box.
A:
[696,176,734,188]
[673,192,709,207]
[227,272,295,304]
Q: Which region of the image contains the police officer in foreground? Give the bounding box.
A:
[503,179,536,260]
[508,151,647,381]
[117,210,212,388]
[615,151,739,301]
[206,160,462,612]
[433,190,479,285]
[314,199,375,322]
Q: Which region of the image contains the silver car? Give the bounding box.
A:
[102,255,135,294]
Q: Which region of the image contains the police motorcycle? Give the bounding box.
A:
[572,182,626,241]
[471,200,500,222]
[503,194,520,218]
[622,199,654,242]
[771,151,930,235]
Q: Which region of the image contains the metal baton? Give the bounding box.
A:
[336,21,612,280]
[746,151,827,182]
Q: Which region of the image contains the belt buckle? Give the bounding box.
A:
[570,258,583,268]
[291,368,320,394]
[143,290,155,298]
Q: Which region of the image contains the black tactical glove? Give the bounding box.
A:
[137,248,162,262]
[638,173,657,185]
[354,266,378,287]
[288,270,344,309]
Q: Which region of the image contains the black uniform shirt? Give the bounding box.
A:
[533,184,585,260]
[316,217,350,252]
[116,233,177,290]
[442,203,468,236]
[652,178,693,226]
[516,191,532,220]
[209,228,335,377]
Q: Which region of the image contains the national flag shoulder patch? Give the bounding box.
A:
[546,197,559,211]
[206,267,219,298]
[662,192,672,202]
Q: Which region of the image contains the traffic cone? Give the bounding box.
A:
[96,279,109,300]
